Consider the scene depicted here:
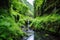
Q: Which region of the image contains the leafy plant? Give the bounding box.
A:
[30,14,60,33]
[0,15,24,40]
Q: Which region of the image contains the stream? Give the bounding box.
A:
[26,20,34,40]
[22,19,58,40]
[22,20,34,40]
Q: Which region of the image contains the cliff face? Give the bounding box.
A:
[21,0,34,12]
[34,0,60,40]
[23,0,33,12]
[34,0,60,17]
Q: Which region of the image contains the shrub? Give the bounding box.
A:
[0,15,24,40]
[30,14,60,33]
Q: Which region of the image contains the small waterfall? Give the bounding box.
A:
[23,20,34,40]
[27,20,34,40]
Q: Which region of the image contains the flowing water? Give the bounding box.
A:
[26,20,34,40]
[22,20,34,40]
[27,34,34,40]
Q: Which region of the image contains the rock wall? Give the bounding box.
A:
[34,0,60,17]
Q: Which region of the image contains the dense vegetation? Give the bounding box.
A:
[0,0,60,40]
[31,14,60,33]
[33,0,60,40]
[34,0,60,17]
[0,0,33,40]
[33,0,60,33]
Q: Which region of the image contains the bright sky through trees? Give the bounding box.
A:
[27,0,34,5]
